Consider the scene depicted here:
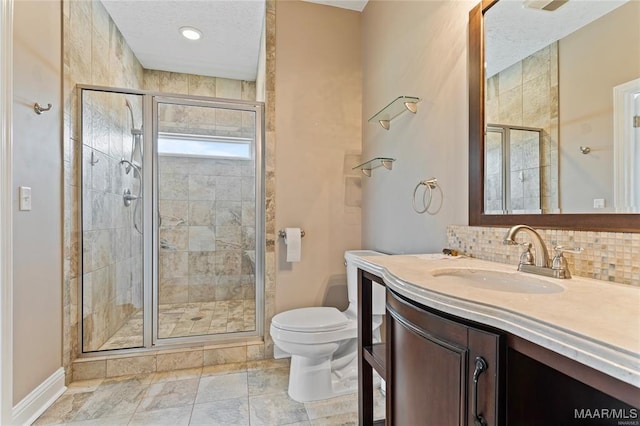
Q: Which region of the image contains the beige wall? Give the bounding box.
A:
[361,0,473,254]
[559,1,640,212]
[12,0,62,403]
[275,1,362,313]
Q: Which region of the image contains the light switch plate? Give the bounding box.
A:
[19,186,31,211]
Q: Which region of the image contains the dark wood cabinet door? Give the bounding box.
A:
[387,290,503,426]
[388,311,467,425]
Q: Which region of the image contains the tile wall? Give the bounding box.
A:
[158,156,256,305]
[485,42,559,214]
[448,225,640,286]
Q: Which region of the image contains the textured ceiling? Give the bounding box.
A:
[101,0,266,81]
[485,0,629,77]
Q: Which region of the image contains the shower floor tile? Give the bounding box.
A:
[98,300,256,351]
[33,360,386,425]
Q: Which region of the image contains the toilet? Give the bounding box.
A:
[270,250,386,402]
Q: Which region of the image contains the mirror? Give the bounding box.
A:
[468,0,639,231]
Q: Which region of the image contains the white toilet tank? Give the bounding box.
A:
[344,250,387,315]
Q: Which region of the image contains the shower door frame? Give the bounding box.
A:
[150,94,265,347]
[77,85,265,354]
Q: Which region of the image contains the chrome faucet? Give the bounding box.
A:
[503,225,581,279]
[503,225,550,268]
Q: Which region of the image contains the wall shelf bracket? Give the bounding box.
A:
[353,157,396,177]
[369,96,420,130]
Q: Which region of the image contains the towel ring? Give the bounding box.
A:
[412,178,442,215]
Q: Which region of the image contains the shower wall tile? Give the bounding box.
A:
[160,227,189,251]
[189,201,216,226]
[216,226,242,250]
[242,81,257,102]
[160,155,256,305]
[159,278,189,305]
[216,177,243,201]
[160,252,189,279]
[160,72,189,95]
[189,252,217,275]
[189,284,217,303]
[159,174,189,200]
[159,200,189,227]
[189,227,217,251]
[216,78,242,99]
[188,175,217,201]
[188,75,217,97]
[216,201,242,226]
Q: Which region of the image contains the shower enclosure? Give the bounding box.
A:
[79,85,264,352]
[484,124,543,214]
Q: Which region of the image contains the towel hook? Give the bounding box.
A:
[34,102,52,115]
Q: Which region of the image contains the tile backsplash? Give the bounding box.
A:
[447,225,639,286]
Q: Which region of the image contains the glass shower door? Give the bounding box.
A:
[154,97,261,341]
[80,88,145,352]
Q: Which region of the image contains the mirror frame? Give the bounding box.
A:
[468,0,639,232]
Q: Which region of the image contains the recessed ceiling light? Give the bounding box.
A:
[180,26,202,41]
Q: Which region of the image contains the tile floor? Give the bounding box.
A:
[99,301,256,351]
[33,359,385,425]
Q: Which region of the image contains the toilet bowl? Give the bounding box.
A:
[270,250,386,402]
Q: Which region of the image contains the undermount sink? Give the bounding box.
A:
[431,268,564,294]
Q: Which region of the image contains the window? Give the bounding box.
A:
[157,132,253,160]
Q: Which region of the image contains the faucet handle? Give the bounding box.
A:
[553,245,584,255]
[519,242,534,266]
[552,246,583,272]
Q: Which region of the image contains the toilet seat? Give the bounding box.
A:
[272,307,349,332]
[271,307,357,345]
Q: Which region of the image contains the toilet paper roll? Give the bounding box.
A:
[285,227,302,262]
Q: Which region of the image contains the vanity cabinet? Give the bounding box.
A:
[386,289,502,426]
[358,267,639,426]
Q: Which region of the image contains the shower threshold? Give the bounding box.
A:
[97,300,256,351]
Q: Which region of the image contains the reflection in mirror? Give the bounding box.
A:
[484,0,640,214]
[485,124,544,213]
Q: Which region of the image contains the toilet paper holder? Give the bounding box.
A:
[278,229,306,238]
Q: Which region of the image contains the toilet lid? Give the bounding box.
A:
[272,307,349,332]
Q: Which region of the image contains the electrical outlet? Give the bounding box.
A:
[593,198,605,209]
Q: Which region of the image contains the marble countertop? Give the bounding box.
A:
[353,254,640,388]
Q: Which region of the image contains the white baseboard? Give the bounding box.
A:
[12,367,66,426]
